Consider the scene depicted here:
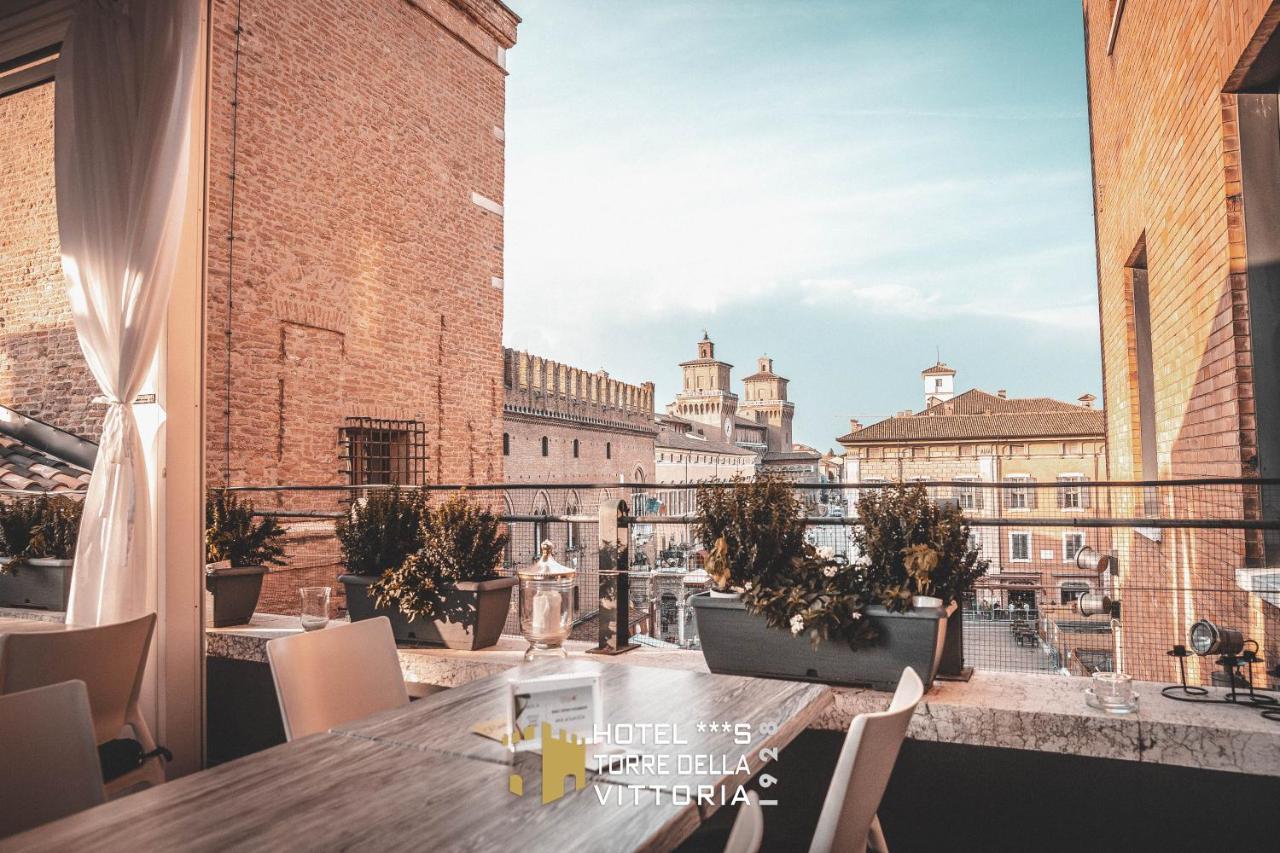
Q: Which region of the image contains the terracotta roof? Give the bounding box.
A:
[838,389,1104,444]
[656,426,758,457]
[764,448,821,462]
[921,362,957,376]
[0,434,92,493]
[735,416,765,430]
[743,371,786,381]
[920,389,1080,416]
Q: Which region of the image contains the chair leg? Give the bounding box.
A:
[867,814,889,853]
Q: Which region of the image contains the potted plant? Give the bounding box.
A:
[366,492,514,649]
[691,477,984,690]
[0,496,80,610]
[337,486,426,629]
[205,488,286,627]
[854,483,988,679]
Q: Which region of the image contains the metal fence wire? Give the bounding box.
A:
[6,478,1276,689]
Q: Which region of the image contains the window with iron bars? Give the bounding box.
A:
[339,417,428,486]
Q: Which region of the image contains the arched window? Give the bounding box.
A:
[541,436,549,457]
[573,438,579,458]
[503,432,510,456]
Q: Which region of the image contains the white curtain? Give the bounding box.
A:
[57,0,200,626]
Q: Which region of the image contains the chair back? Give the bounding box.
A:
[267,617,409,740]
[724,790,764,853]
[0,613,156,744]
[0,680,105,837]
[809,667,924,853]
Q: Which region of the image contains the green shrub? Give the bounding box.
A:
[205,488,287,567]
[336,486,425,577]
[28,496,83,560]
[0,498,43,564]
[853,482,988,611]
[696,476,875,650]
[371,493,508,622]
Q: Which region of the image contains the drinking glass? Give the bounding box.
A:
[300,586,331,632]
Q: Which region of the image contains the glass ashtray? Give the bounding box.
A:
[1084,687,1139,715]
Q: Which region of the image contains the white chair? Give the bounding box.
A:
[0,680,106,837]
[809,667,924,853]
[724,790,764,853]
[266,616,409,740]
[0,613,163,796]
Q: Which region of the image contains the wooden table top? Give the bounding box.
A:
[334,659,833,819]
[5,661,831,852]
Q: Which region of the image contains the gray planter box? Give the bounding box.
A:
[205,565,268,628]
[0,557,73,611]
[341,573,516,650]
[691,592,952,690]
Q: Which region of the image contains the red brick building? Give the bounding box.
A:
[0,0,520,610]
[1083,0,1280,679]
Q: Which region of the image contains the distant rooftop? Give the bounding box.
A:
[838,388,1104,444]
[0,434,92,493]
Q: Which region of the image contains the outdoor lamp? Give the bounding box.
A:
[1077,592,1113,618]
[1188,619,1245,657]
[1075,546,1116,576]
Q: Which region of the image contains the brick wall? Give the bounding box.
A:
[1084,0,1280,679]
[206,0,517,492]
[0,83,102,439]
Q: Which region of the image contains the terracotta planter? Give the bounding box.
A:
[0,557,73,611]
[340,573,517,650]
[692,593,953,690]
[205,565,268,627]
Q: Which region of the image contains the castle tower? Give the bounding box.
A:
[922,361,956,409]
[671,333,739,442]
[740,355,795,452]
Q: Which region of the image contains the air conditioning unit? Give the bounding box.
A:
[1235,568,1280,610]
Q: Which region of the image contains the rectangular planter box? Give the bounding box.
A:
[691,592,952,691]
[341,573,516,650]
[0,557,73,611]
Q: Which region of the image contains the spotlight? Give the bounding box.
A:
[1188,619,1245,657]
[1075,546,1116,576]
[1077,592,1114,618]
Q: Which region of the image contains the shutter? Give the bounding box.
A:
[1081,478,1091,509]
[1056,480,1066,509]
[1027,479,1038,510]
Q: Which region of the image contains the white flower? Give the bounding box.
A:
[851,612,862,620]
[817,546,835,560]
[789,614,805,636]
[822,564,838,578]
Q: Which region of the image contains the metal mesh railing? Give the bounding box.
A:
[7,478,1274,688]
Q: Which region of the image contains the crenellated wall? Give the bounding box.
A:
[503,348,655,432]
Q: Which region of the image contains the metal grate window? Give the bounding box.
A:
[339,417,428,486]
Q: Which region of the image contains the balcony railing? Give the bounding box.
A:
[6,477,1278,688]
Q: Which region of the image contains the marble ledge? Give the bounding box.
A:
[206,613,1280,779]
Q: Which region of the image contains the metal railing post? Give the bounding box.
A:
[588,498,638,655]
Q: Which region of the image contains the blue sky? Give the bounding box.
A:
[502,0,1099,450]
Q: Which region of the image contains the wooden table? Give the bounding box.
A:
[5,660,831,852]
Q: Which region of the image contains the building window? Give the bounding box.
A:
[573,439,579,459]
[503,432,510,456]
[340,417,427,486]
[541,436,549,457]
[1126,238,1158,481]
[606,442,612,459]
[1004,475,1034,510]
[1060,580,1090,605]
[1063,532,1085,562]
[1057,474,1087,510]
[955,477,982,510]
[1009,532,1031,562]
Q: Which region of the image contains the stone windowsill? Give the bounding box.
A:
[207,612,1280,779]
